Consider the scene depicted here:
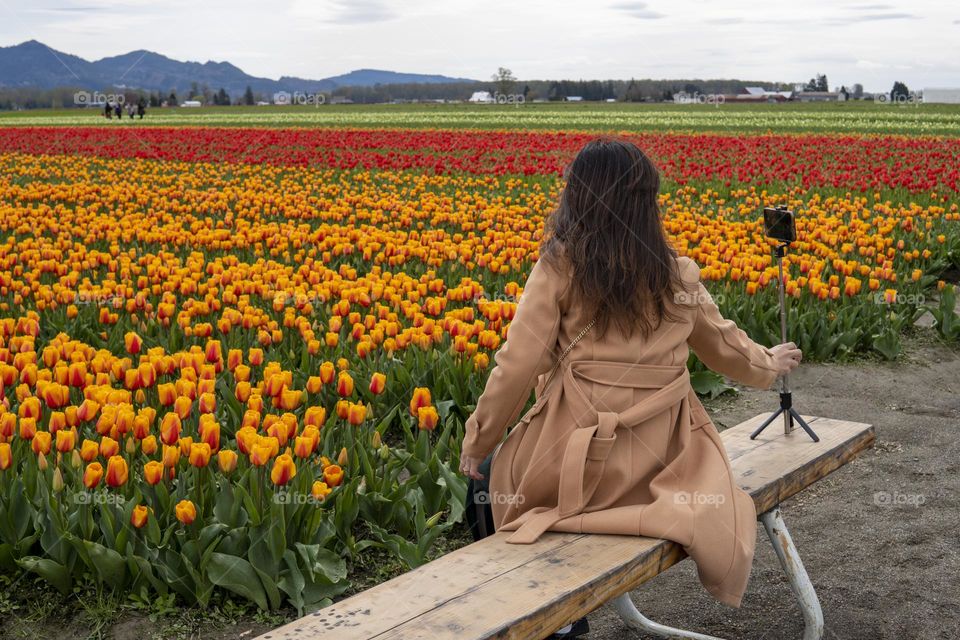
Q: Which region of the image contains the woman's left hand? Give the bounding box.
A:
[459,454,484,480]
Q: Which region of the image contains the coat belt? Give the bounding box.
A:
[505,362,691,544]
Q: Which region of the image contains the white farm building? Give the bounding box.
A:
[922,88,960,104]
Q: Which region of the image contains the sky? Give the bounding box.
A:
[0,0,956,92]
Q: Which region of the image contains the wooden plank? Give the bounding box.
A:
[258,415,873,640]
[252,532,587,639]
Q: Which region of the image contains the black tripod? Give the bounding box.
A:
[750,242,819,442]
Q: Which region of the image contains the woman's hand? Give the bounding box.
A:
[769,342,802,376]
[459,454,485,480]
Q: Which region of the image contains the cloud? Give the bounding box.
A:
[705,16,745,24]
[610,2,664,20]
[326,0,397,24]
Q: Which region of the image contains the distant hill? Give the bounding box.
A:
[0,40,477,95]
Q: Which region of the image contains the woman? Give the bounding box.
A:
[459,139,801,635]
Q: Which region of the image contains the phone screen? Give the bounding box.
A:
[763,208,796,242]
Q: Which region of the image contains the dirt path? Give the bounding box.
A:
[586,335,960,640]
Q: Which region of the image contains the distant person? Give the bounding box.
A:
[114,102,122,119]
[104,101,112,119]
[127,103,136,119]
[137,99,146,119]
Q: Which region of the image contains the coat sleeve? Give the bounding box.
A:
[681,259,781,390]
[461,258,567,459]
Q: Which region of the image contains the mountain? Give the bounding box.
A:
[0,40,477,95]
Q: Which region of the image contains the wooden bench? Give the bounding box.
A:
[257,414,874,640]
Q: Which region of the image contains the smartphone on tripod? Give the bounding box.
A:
[751,205,819,442]
[763,206,796,243]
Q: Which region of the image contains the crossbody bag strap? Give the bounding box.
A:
[539,316,596,392]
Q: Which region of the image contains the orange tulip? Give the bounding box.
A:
[270,453,297,486]
[80,438,99,462]
[131,505,149,529]
[336,372,354,397]
[144,460,164,485]
[0,443,12,470]
[189,442,212,468]
[124,331,142,354]
[417,405,440,431]
[0,413,15,439]
[100,436,120,458]
[83,462,104,489]
[162,444,181,467]
[175,499,197,525]
[409,387,432,416]
[105,455,129,487]
[55,428,76,453]
[311,480,331,501]
[157,383,177,406]
[304,406,326,429]
[250,442,272,467]
[141,435,158,455]
[347,402,367,425]
[217,449,238,473]
[160,412,181,445]
[31,431,52,455]
[323,463,344,487]
[198,392,216,414]
[319,361,335,384]
[293,436,313,458]
[368,372,386,395]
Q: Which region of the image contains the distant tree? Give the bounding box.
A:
[243,85,255,106]
[492,67,517,96]
[167,91,178,106]
[190,82,199,100]
[838,86,849,100]
[891,81,910,101]
[215,88,230,106]
[804,74,828,92]
[851,83,864,99]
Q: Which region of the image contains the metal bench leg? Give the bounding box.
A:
[760,507,824,640]
[613,507,823,640]
[612,592,726,640]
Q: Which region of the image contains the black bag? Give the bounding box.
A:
[465,454,495,541]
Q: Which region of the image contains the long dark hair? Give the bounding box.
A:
[541,138,680,339]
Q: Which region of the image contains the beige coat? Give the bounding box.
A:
[462,254,781,607]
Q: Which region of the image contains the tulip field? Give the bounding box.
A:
[0,110,959,618]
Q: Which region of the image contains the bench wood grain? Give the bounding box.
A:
[257,414,874,640]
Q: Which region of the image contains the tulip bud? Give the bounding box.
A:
[37,452,48,471]
[371,431,381,449]
[425,511,443,528]
[379,443,390,461]
[70,449,82,469]
[52,467,64,492]
[337,446,348,466]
